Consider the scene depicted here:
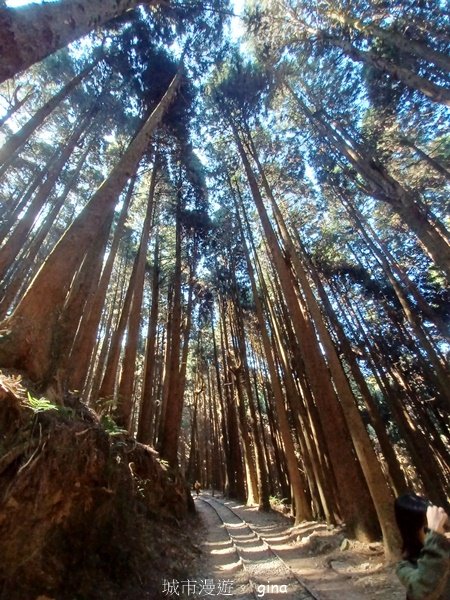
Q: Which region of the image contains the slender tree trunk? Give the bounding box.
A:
[249,353,275,498]
[299,243,409,496]
[176,243,198,428]
[0,87,34,129]
[186,385,200,483]
[335,13,450,74]
[230,358,259,505]
[116,161,157,428]
[337,282,449,505]
[259,262,341,522]
[402,139,450,180]
[0,112,92,281]
[218,300,246,501]
[265,258,342,509]
[0,148,60,240]
[158,194,184,467]
[320,33,450,106]
[249,139,406,553]
[85,254,130,403]
[54,223,112,379]
[137,236,160,444]
[156,286,173,447]
[232,196,284,512]
[231,183,311,521]
[339,193,449,338]
[98,247,140,402]
[211,317,231,495]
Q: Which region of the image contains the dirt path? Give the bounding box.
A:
[190,492,405,600]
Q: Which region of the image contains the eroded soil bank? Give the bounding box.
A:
[0,370,197,600]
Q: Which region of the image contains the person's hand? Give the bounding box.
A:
[426,505,448,534]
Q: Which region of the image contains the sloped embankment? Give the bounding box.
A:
[0,370,195,599]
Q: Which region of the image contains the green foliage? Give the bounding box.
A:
[269,495,288,510]
[207,50,271,123]
[100,415,128,437]
[22,393,78,419]
[22,392,59,414]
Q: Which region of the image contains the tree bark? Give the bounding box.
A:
[0,86,34,129]
[0,0,156,83]
[334,13,450,74]
[158,198,183,466]
[137,236,160,444]
[68,175,136,392]
[116,161,158,428]
[319,32,450,106]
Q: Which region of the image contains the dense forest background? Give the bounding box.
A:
[0,0,448,595]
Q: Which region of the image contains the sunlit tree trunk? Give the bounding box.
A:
[232,191,287,513]
[218,297,246,500]
[0,86,34,129]
[332,12,450,74]
[0,141,91,318]
[402,139,450,180]
[339,193,449,338]
[257,257,341,522]
[209,367,225,492]
[249,136,403,554]
[158,194,183,467]
[211,317,232,495]
[232,121,379,539]
[228,350,259,506]
[0,148,60,240]
[319,33,450,106]
[186,366,201,483]
[334,280,450,504]
[85,253,130,403]
[249,346,275,498]
[224,242,269,508]
[299,241,409,497]
[239,230,311,522]
[176,239,199,433]
[98,243,140,402]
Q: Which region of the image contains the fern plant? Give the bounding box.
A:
[23,392,58,413]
